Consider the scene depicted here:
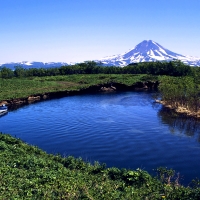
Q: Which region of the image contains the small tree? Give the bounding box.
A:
[14,66,25,77]
[0,66,14,78]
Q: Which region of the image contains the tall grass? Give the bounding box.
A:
[159,76,200,114]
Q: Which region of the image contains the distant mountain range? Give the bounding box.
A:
[0,61,69,70]
[1,40,200,68]
[96,40,200,67]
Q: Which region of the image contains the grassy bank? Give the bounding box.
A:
[1,74,199,118]
[159,76,200,118]
[0,133,200,199]
[0,74,155,101]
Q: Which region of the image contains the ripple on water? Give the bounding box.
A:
[0,92,200,184]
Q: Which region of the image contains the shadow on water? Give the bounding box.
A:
[158,106,200,143]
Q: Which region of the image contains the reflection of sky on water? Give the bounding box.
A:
[95,117,115,123]
[100,94,154,108]
[127,129,145,134]
[0,91,200,185]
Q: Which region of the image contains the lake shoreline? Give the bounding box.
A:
[155,99,200,119]
[1,78,199,119]
[0,80,159,109]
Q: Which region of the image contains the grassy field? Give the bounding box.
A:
[0,74,154,101]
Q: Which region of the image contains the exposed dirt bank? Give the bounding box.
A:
[0,81,159,110]
[155,100,200,119]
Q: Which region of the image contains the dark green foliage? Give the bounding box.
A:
[0,133,200,199]
[14,66,26,78]
[127,60,192,76]
[0,66,14,78]
[0,60,193,78]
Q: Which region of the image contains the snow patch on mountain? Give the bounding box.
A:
[1,40,200,68]
[97,40,200,67]
[0,61,69,69]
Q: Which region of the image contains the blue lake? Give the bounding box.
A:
[1,91,200,185]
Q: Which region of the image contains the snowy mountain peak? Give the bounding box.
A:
[98,40,200,67]
[133,40,160,51]
[1,40,200,68]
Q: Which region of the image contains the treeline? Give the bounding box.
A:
[0,60,194,78]
[126,60,192,76]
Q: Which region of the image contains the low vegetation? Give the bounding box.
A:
[0,133,200,199]
[159,75,200,117]
[0,74,151,101]
[1,61,200,198]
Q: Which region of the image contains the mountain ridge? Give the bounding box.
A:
[1,40,200,68]
[0,61,69,69]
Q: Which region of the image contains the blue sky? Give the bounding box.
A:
[0,0,200,63]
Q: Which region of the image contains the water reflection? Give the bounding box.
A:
[158,107,200,142]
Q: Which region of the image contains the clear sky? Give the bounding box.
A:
[1,0,200,63]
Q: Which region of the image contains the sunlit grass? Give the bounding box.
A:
[0,133,199,199]
[0,74,153,101]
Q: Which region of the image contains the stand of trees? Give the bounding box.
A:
[0,60,194,78]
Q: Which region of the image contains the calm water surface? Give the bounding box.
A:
[1,91,200,184]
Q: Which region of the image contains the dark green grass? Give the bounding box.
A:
[0,133,200,199]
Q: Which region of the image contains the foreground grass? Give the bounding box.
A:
[0,74,154,101]
[0,133,200,199]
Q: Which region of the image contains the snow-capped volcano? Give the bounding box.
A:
[1,40,200,68]
[97,40,200,66]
